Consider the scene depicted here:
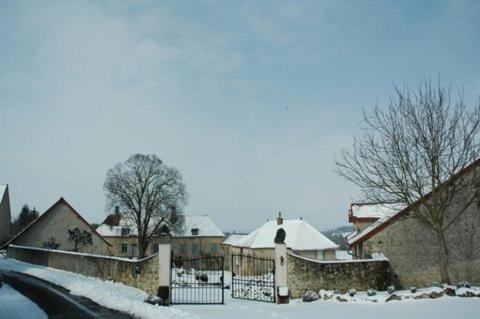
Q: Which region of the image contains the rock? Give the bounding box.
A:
[302,290,319,302]
[443,287,456,296]
[456,281,471,289]
[429,291,443,299]
[367,289,376,297]
[333,289,341,295]
[348,289,356,297]
[336,296,348,302]
[414,293,430,300]
[387,285,396,294]
[385,294,402,302]
[410,287,417,293]
[144,295,163,305]
[323,292,333,300]
[457,290,476,298]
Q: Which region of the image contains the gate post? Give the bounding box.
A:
[274,228,290,304]
[157,233,171,305]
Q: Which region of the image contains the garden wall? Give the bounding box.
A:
[7,245,160,295]
[287,252,394,298]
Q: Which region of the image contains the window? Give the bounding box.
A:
[210,243,218,254]
[191,228,199,236]
[316,250,324,261]
[121,243,128,254]
[121,227,130,236]
[192,243,199,255]
[180,243,187,254]
[151,244,159,254]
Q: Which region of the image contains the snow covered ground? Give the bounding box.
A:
[1,255,479,319]
[0,283,47,319]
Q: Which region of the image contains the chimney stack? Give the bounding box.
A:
[277,212,283,225]
[115,206,120,215]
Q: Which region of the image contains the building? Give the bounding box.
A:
[347,159,480,287]
[3,197,111,254]
[0,184,11,245]
[228,213,338,261]
[96,211,225,259]
[221,233,247,270]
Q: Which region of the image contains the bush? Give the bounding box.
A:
[367,289,376,296]
[348,289,356,297]
[302,290,320,302]
[410,287,417,293]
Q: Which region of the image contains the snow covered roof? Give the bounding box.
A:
[349,203,404,220]
[172,214,224,237]
[233,219,338,251]
[97,214,225,238]
[222,234,247,246]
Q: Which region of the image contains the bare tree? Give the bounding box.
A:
[104,154,187,258]
[336,80,480,283]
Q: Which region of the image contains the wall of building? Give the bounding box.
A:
[0,187,11,245]
[13,201,110,255]
[287,252,393,298]
[7,245,160,295]
[292,249,336,261]
[362,198,480,287]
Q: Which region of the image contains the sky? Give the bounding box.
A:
[1,0,479,232]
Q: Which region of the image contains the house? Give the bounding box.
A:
[221,233,247,270]
[3,197,112,255]
[0,184,11,245]
[347,159,480,287]
[228,213,338,261]
[96,210,225,259]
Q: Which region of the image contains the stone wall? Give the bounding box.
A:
[287,252,393,298]
[7,245,160,295]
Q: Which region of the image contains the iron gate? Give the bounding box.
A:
[170,256,224,304]
[231,254,275,303]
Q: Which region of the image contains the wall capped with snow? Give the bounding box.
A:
[7,245,161,295]
[287,253,394,298]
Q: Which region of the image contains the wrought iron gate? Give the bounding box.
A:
[170,256,224,304]
[231,254,275,303]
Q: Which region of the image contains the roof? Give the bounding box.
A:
[172,215,225,237]
[348,157,480,247]
[97,214,225,238]
[221,234,247,246]
[2,197,112,248]
[349,203,404,221]
[233,219,338,251]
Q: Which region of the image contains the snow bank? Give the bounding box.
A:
[0,256,196,319]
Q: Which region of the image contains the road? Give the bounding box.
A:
[1,270,134,319]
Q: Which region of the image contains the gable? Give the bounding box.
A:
[5,198,111,253]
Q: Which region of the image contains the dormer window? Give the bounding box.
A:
[191,228,199,236]
[121,227,130,236]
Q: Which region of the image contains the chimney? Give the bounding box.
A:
[277,212,283,225]
[115,206,120,215]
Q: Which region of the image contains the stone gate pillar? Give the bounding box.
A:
[274,228,290,304]
[157,233,171,305]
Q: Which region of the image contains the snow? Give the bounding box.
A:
[350,203,404,219]
[172,215,224,237]
[348,213,394,245]
[234,219,338,251]
[1,255,479,319]
[97,214,224,238]
[0,284,47,319]
[222,234,247,246]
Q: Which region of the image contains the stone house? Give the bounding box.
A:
[228,213,338,262]
[347,159,480,287]
[3,197,112,255]
[0,184,11,245]
[96,211,225,260]
[220,233,247,270]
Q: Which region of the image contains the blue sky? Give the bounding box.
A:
[1,0,479,232]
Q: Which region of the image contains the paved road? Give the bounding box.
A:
[1,271,134,319]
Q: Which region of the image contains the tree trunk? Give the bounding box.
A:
[138,239,148,259]
[436,230,451,284]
